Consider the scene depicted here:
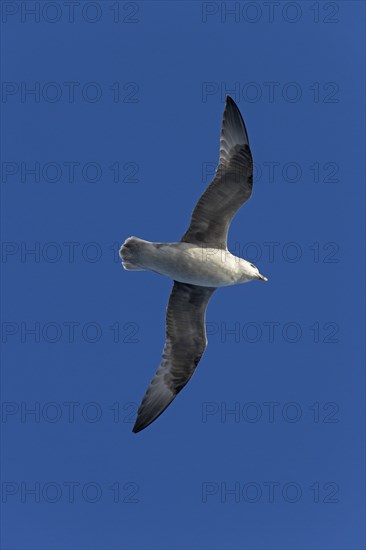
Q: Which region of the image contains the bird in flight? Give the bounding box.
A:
[120,96,268,433]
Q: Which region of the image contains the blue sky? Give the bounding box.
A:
[1,1,365,549]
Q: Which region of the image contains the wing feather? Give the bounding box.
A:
[181,96,253,248]
[132,282,216,433]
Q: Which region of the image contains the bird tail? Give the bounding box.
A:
[119,237,147,271]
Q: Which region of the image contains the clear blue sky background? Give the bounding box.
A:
[1,1,365,549]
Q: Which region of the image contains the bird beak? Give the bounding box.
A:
[257,273,268,281]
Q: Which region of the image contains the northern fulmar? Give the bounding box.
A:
[120,96,268,433]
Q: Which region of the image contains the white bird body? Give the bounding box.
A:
[122,237,258,287]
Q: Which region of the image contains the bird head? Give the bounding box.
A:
[248,262,268,282]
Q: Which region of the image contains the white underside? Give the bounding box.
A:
[134,241,254,287]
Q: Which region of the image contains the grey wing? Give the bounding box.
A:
[181,96,253,249]
[132,282,216,433]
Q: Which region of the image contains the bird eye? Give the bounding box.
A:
[250,263,256,269]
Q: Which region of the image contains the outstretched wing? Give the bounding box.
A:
[133,282,216,433]
[181,96,253,249]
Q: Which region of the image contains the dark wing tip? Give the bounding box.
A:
[132,385,176,434]
[132,422,144,434]
[223,95,250,147]
[225,95,240,111]
[132,403,172,434]
[132,415,152,434]
[132,409,162,434]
